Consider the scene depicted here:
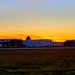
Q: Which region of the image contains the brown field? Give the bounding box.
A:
[0,49,75,75]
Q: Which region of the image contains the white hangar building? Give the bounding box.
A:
[23,38,53,47]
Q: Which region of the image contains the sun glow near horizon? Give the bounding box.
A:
[0,33,69,42]
[0,0,75,41]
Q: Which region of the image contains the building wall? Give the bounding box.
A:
[53,42,64,46]
[0,39,23,47]
[64,40,75,47]
[0,39,10,43]
[23,40,53,47]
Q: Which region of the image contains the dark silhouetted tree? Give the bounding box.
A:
[26,36,31,40]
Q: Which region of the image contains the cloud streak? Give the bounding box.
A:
[0,9,36,19]
[18,10,36,17]
[15,34,42,40]
[16,10,34,17]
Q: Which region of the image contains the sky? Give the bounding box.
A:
[0,0,75,42]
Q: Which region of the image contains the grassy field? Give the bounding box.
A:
[0,49,75,75]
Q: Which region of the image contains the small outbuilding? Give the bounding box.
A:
[64,40,75,47]
[53,42,64,47]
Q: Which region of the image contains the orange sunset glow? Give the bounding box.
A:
[0,0,75,42]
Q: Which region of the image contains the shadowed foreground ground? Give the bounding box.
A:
[0,49,75,75]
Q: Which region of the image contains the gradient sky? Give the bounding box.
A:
[0,0,75,41]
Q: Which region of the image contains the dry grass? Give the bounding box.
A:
[0,49,75,75]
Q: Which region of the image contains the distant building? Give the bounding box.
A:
[1,36,75,48]
[0,39,11,47]
[10,39,23,47]
[53,42,64,47]
[23,39,53,47]
[64,40,75,47]
[0,39,23,47]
